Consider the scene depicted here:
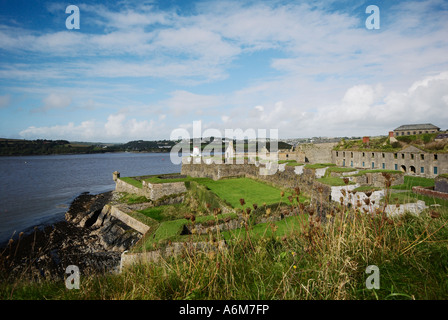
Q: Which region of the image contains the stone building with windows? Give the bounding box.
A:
[393,123,440,137]
[332,145,448,178]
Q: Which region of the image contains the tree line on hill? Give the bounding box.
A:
[0,138,292,156]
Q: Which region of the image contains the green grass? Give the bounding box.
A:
[144,174,194,184]
[222,214,308,241]
[278,160,304,166]
[390,176,435,190]
[326,167,357,173]
[386,190,448,207]
[304,163,336,169]
[119,177,143,188]
[118,192,151,204]
[136,212,239,250]
[5,206,448,300]
[352,169,403,177]
[353,186,383,192]
[137,204,187,222]
[195,177,294,209]
[316,176,356,186]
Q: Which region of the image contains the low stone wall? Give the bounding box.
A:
[115,178,187,201]
[120,240,227,271]
[108,205,150,234]
[384,201,427,217]
[412,186,448,200]
[353,172,404,188]
[115,178,147,197]
[142,180,187,200]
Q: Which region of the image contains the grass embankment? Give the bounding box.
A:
[352,169,403,177]
[197,177,304,209]
[384,176,442,205]
[316,177,356,186]
[304,163,336,169]
[119,177,143,188]
[3,202,448,300]
[391,176,435,190]
[278,160,304,166]
[326,167,357,173]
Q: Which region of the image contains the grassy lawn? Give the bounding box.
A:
[352,169,403,177]
[143,174,199,184]
[196,177,295,209]
[278,160,304,166]
[118,192,151,204]
[353,185,383,192]
[326,167,357,173]
[304,163,336,169]
[385,191,448,206]
[119,177,143,188]
[316,176,356,186]
[391,176,435,190]
[222,214,308,241]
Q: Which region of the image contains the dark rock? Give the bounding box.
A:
[0,191,142,283]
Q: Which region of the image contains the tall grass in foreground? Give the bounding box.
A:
[2,187,448,300]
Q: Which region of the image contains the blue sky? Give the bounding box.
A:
[0,0,447,142]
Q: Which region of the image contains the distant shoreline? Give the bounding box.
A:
[0,150,172,157]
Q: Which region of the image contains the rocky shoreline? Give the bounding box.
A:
[0,191,142,283]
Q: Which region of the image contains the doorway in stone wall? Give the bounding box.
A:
[410,166,416,174]
[401,165,407,173]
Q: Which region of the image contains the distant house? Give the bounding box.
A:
[393,124,440,137]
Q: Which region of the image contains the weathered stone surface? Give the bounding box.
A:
[435,175,448,194]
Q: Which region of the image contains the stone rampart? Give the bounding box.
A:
[295,142,337,163]
[115,178,147,197]
[142,181,187,200]
[352,172,404,188]
[120,240,227,271]
[115,177,187,201]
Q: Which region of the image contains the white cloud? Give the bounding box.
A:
[31,93,72,113]
[3,1,448,141]
[19,113,166,142]
[154,90,225,117]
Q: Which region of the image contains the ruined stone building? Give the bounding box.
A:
[332,145,448,178]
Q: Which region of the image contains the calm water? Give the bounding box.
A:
[0,152,180,244]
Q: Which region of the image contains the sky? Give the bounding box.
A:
[0,0,447,143]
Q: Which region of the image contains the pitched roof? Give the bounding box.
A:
[400,145,425,153]
[394,123,440,131]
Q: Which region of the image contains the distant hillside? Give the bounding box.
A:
[0,138,292,156]
[0,139,107,156]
